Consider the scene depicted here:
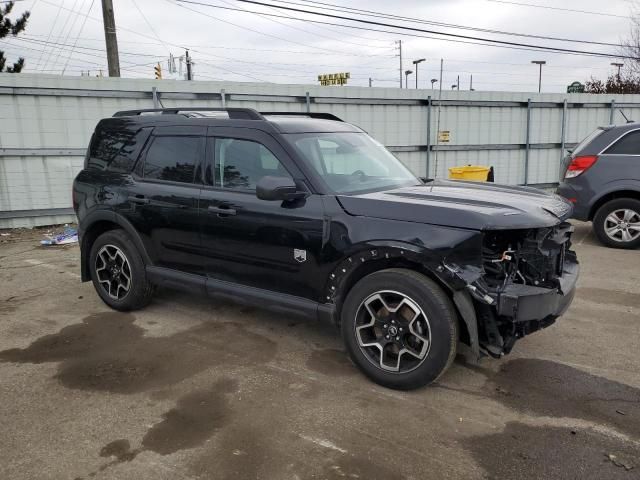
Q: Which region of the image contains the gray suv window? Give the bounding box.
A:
[604,130,640,155]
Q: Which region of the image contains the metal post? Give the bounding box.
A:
[152,87,159,108]
[101,0,120,77]
[396,40,403,88]
[609,99,615,124]
[560,99,567,162]
[186,50,192,81]
[426,96,432,178]
[305,91,311,113]
[221,89,226,108]
[434,59,443,178]
[524,98,532,185]
[369,77,372,87]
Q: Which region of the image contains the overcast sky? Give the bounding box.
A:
[1,0,635,92]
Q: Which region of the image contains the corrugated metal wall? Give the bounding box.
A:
[3,73,640,227]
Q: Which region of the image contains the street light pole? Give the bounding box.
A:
[412,58,425,89]
[404,70,413,89]
[531,60,546,93]
[611,62,624,78]
[431,78,438,89]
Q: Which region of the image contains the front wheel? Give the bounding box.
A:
[341,269,458,390]
[593,198,640,249]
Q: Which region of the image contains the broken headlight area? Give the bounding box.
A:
[443,222,579,358]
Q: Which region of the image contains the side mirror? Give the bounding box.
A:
[256,176,306,201]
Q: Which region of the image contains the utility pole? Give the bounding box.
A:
[101,0,120,77]
[470,74,473,91]
[457,75,460,90]
[531,60,546,93]
[369,77,372,87]
[186,50,192,81]
[395,40,403,88]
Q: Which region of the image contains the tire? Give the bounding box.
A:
[340,268,458,390]
[89,229,154,311]
[593,198,640,249]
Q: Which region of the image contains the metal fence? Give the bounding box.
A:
[3,73,640,228]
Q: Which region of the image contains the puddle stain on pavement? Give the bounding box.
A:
[462,358,640,479]
[0,312,276,393]
[463,422,638,480]
[577,287,640,309]
[485,358,640,438]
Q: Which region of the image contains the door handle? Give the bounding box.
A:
[128,195,150,205]
[208,205,237,216]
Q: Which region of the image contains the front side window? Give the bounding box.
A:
[604,130,640,155]
[212,138,292,190]
[142,136,202,183]
[284,132,419,194]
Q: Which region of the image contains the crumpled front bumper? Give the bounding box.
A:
[495,259,579,322]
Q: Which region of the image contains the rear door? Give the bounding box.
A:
[198,127,326,300]
[118,126,206,275]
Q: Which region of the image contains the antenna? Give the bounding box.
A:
[619,109,634,123]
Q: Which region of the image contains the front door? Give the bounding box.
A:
[199,128,326,300]
[119,126,205,275]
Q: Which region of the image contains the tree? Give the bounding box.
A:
[0,1,31,73]
[584,74,640,94]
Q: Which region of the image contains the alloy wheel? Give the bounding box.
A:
[95,244,132,300]
[604,209,640,243]
[354,290,431,373]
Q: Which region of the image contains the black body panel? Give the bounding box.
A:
[73,108,579,360]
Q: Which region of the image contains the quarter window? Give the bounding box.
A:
[142,136,203,183]
[605,130,640,155]
[213,138,292,190]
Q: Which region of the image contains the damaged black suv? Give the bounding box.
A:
[73,108,579,390]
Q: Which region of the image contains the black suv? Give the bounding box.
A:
[73,108,579,390]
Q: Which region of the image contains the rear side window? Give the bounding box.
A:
[604,130,640,155]
[87,128,141,173]
[572,128,603,156]
[142,136,203,183]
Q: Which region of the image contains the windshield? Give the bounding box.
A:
[284,132,420,194]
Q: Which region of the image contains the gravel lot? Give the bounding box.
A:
[0,221,638,480]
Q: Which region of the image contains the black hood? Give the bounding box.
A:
[337,180,573,230]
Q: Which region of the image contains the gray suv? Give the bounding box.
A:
[557,123,640,249]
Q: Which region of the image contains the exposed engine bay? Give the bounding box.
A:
[442,222,578,360]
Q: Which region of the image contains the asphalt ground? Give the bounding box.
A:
[0,221,638,480]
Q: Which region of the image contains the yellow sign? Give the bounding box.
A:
[318,72,350,86]
[438,130,450,143]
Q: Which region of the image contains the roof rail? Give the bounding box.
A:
[261,112,343,122]
[113,107,264,120]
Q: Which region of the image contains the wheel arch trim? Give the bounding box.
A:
[79,210,153,281]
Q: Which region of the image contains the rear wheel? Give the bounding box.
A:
[341,268,458,390]
[593,198,640,249]
[89,229,154,311]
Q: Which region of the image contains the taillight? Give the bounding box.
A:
[565,155,598,179]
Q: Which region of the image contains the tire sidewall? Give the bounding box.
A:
[89,230,148,311]
[341,270,457,390]
[593,198,640,249]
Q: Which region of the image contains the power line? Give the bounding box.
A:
[177,0,628,59]
[229,0,627,58]
[169,0,383,57]
[214,0,391,49]
[44,0,82,71]
[34,0,65,70]
[130,0,171,52]
[62,0,97,74]
[267,0,623,47]
[486,0,629,19]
